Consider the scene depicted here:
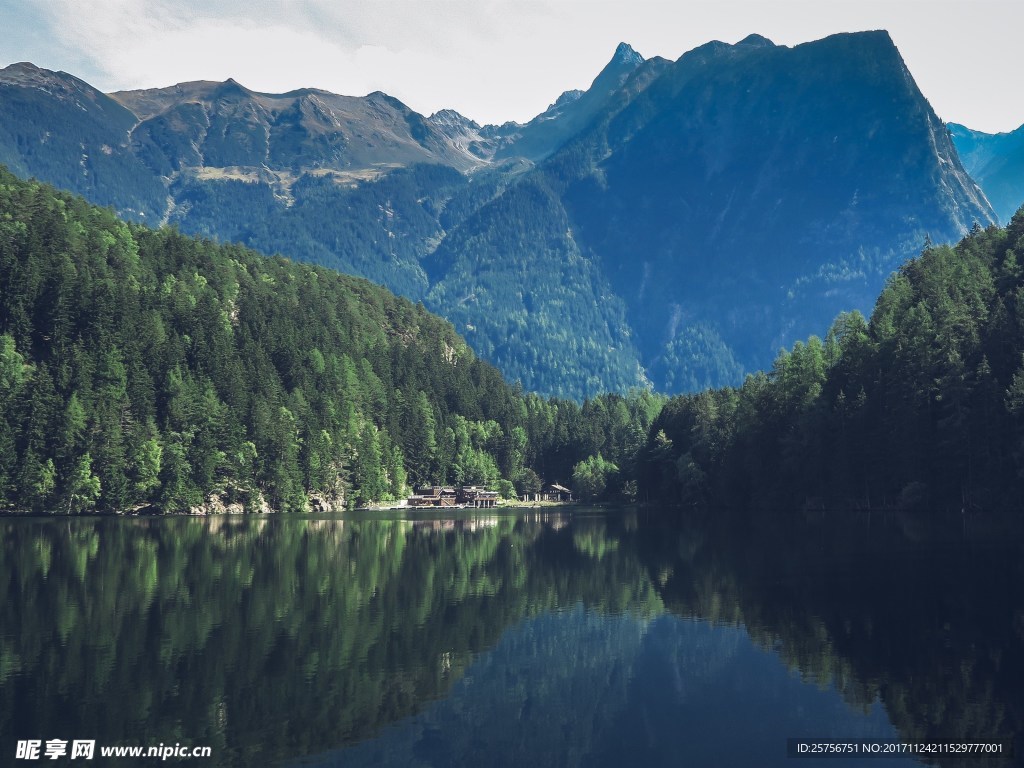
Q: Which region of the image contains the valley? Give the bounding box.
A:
[0,31,1004,398]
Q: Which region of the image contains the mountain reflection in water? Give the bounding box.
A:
[1,508,1020,767]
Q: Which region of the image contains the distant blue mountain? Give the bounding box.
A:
[431,31,995,391]
[949,122,1024,224]
[0,32,997,397]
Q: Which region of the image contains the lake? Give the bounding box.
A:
[1,508,1021,766]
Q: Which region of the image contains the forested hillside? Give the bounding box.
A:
[4,166,1020,514]
[0,33,996,399]
[0,169,661,513]
[637,210,1024,511]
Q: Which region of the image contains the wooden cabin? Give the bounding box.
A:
[407,486,458,507]
[407,484,500,508]
[543,483,573,502]
[458,486,499,508]
[520,483,574,503]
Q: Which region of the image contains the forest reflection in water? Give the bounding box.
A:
[1,507,1021,766]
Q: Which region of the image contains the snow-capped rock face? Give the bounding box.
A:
[551,90,584,110]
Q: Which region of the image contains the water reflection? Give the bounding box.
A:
[1,509,1021,766]
[325,610,918,768]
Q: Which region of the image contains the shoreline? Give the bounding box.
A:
[0,499,584,518]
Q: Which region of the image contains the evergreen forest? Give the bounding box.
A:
[639,212,1024,511]
[0,168,661,514]
[3,165,1024,514]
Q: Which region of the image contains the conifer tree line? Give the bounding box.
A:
[638,210,1024,511]
[5,167,1024,514]
[0,169,661,513]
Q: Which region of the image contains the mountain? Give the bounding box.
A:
[0,32,997,398]
[535,30,994,386]
[0,171,667,514]
[421,42,657,166]
[0,168,522,512]
[110,75,490,296]
[638,209,1024,511]
[111,79,485,184]
[492,42,660,162]
[0,169,664,512]
[423,173,649,396]
[419,31,994,393]
[0,61,166,220]
[425,108,505,161]
[949,121,1024,223]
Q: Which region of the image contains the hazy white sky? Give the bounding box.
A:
[2,0,1022,133]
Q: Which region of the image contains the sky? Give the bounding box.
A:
[2,0,1022,134]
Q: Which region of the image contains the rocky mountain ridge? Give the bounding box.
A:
[542,30,994,385]
[949,121,1024,224]
[0,32,998,397]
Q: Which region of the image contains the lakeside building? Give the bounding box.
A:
[407,486,499,508]
[520,483,573,503]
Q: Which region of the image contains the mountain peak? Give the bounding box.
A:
[212,77,252,99]
[429,108,481,131]
[735,34,775,48]
[612,42,644,66]
[4,61,43,73]
[0,61,135,127]
[828,29,898,52]
[552,89,584,109]
[0,61,72,87]
[366,90,410,112]
[592,42,645,89]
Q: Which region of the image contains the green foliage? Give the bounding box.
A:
[170,164,466,301]
[0,42,1000,400]
[650,325,746,394]
[636,211,1024,510]
[571,454,619,502]
[424,176,647,398]
[64,453,101,513]
[520,389,665,496]
[4,169,661,512]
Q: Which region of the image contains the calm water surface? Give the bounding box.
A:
[1,509,1021,767]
